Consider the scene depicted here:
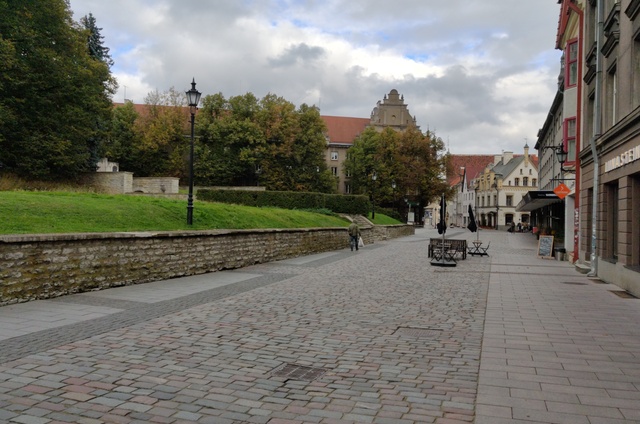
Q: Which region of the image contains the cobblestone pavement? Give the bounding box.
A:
[0,228,639,423]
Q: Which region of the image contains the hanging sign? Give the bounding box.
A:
[553,183,571,200]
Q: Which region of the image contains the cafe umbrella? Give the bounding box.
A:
[467,204,479,240]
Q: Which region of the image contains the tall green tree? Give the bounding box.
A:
[196,92,264,186]
[0,0,117,179]
[104,101,140,171]
[195,92,335,192]
[344,126,452,215]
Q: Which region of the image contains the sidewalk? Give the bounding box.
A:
[0,227,638,423]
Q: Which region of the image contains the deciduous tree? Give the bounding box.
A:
[0,0,116,179]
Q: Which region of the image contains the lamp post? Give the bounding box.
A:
[371,171,377,220]
[185,78,202,226]
[474,182,479,227]
[491,173,502,230]
[391,180,396,215]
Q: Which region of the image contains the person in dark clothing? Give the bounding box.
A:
[348,222,361,251]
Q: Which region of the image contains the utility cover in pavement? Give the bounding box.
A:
[271,363,327,380]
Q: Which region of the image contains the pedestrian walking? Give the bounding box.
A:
[348,222,361,251]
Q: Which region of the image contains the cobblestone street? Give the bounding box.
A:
[1,227,639,423]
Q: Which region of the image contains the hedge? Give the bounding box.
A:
[197,189,370,215]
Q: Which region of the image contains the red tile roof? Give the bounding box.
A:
[448,154,496,187]
[321,116,370,145]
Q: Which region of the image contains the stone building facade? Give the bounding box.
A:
[579,0,640,295]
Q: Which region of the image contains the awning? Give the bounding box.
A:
[516,190,562,212]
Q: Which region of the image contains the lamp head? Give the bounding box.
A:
[555,145,568,164]
[185,78,202,108]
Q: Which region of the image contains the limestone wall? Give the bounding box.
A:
[133,177,179,194]
[83,172,134,194]
[0,225,413,305]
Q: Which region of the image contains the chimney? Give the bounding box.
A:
[503,151,513,163]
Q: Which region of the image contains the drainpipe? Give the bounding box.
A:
[588,0,603,277]
[567,1,584,264]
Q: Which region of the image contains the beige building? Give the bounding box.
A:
[321,116,369,194]
[475,147,538,230]
[369,89,418,131]
[322,90,419,194]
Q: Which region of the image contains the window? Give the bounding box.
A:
[567,39,578,87]
[523,177,528,186]
[520,169,523,175]
[607,65,618,127]
[506,195,513,207]
[345,183,351,194]
[532,178,537,187]
[564,118,577,163]
[633,175,640,266]
[331,151,338,160]
[331,167,338,176]
[634,37,640,109]
[529,169,532,175]
[605,182,619,261]
[514,178,520,186]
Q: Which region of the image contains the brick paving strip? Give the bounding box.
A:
[0,273,295,364]
[0,230,492,423]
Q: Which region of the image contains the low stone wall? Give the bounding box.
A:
[0,225,414,305]
[83,172,134,194]
[133,177,179,194]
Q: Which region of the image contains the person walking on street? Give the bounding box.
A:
[348,222,361,251]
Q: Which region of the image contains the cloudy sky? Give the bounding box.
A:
[68,0,562,155]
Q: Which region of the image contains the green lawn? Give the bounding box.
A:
[0,191,399,235]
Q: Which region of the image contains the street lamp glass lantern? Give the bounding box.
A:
[372,171,377,181]
[185,78,202,107]
[555,145,568,164]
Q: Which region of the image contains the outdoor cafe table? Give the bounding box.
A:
[468,240,488,257]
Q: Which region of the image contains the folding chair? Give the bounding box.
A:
[479,241,490,256]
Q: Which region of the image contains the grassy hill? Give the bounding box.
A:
[0,191,399,235]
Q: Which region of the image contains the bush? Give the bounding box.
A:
[197,189,370,215]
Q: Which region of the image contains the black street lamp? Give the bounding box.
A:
[474,182,479,227]
[391,180,396,214]
[491,173,502,230]
[555,144,568,173]
[371,171,377,220]
[185,78,202,226]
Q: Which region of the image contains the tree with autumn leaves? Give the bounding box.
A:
[344,126,454,218]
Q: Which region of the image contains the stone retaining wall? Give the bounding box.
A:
[0,225,413,305]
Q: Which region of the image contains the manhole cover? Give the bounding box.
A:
[610,290,638,299]
[394,327,442,338]
[271,364,326,380]
[562,282,587,285]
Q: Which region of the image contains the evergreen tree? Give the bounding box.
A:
[80,13,114,67]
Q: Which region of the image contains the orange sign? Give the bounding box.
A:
[553,183,571,199]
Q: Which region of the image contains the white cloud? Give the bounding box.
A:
[69,0,562,155]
